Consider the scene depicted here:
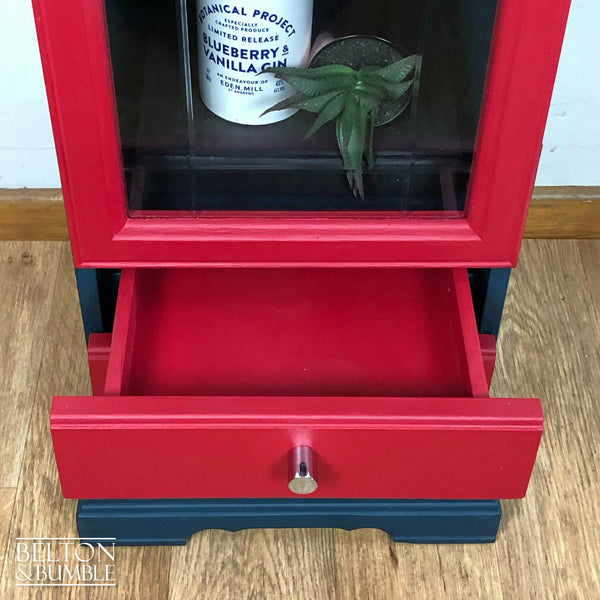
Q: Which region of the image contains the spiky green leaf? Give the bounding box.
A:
[295,90,346,113]
[376,55,418,83]
[340,98,363,171]
[347,103,367,172]
[354,88,382,113]
[382,79,414,99]
[352,169,365,199]
[336,97,369,199]
[336,108,352,173]
[273,73,357,97]
[261,92,309,116]
[355,71,389,92]
[353,80,388,100]
[264,64,356,80]
[261,90,343,117]
[357,65,382,76]
[366,107,378,169]
[304,92,347,139]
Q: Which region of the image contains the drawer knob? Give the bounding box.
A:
[288,446,318,495]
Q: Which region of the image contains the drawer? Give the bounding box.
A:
[52,268,542,499]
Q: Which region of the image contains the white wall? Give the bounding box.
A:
[0,0,597,188]
[535,0,600,186]
[0,0,60,188]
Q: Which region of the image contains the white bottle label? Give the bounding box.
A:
[197,1,313,125]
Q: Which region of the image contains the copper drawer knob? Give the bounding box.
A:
[288,446,318,495]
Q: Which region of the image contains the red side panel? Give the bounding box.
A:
[51,395,543,500]
[480,334,498,389]
[87,333,112,396]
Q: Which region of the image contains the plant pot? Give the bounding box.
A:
[309,35,413,126]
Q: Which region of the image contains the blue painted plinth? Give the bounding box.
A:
[77,499,501,546]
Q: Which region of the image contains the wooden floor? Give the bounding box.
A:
[0,239,598,599]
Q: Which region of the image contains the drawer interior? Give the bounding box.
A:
[104,268,488,398]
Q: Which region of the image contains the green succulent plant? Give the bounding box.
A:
[263,55,417,199]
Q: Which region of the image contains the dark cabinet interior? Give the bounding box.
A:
[105,0,498,213]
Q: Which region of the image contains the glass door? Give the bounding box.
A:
[32,0,570,266]
[106,0,497,214]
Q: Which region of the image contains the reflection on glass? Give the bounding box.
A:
[105,0,498,214]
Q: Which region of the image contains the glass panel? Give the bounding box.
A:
[105,0,498,215]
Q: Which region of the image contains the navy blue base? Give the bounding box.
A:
[77,499,501,545]
[480,268,511,338]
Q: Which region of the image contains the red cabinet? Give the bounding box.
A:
[32,0,569,518]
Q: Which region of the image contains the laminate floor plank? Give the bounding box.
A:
[0,244,171,600]
[492,239,600,600]
[0,242,62,487]
[579,240,600,315]
[0,488,16,581]
[0,240,598,599]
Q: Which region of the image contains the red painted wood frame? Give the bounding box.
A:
[32,0,570,268]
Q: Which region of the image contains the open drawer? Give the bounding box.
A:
[52,268,542,499]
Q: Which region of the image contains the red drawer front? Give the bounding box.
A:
[51,395,542,500]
